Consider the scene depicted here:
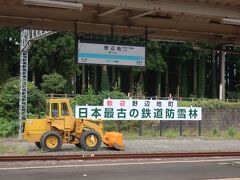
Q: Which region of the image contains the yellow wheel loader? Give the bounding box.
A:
[23,98,124,152]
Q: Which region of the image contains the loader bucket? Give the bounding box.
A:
[104,132,125,151]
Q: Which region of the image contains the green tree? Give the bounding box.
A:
[0,27,19,85]
[74,86,102,106]
[160,42,194,97]
[0,78,46,120]
[100,85,128,100]
[211,52,217,98]
[29,33,77,92]
[147,41,167,96]
[225,46,240,98]
[40,73,67,94]
[101,66,110,91]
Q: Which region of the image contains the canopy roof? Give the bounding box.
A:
[1,0,240,44]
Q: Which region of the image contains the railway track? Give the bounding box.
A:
[0,152,240,162]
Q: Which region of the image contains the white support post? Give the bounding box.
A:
[219,84,223,100]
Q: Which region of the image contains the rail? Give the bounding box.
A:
[0,152,240,162]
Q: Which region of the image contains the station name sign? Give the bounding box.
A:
[75,99,202,121]
[78,41,145,67]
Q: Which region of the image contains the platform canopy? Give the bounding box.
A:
[0,0,240,44]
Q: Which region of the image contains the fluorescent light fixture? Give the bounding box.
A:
[24,0,83,10]
[221,18,240,26]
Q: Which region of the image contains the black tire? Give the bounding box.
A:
[80,130,102,151]
[74,143,81,148]
[35,142,41,149]
[40,131,62,152]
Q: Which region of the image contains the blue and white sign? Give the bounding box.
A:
[78,41,145,66]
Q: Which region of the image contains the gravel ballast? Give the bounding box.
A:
[0,137,240,156]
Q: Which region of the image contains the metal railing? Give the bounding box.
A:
[44,93,240,102]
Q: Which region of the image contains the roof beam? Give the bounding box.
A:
[223,0,238,4]
[0,0,7,4]
[0,0,20,6]
[9,0,19,6]
[71,0,240,19]
[129,11,155,20]
[98,7,122,17]
[0,15,239,44]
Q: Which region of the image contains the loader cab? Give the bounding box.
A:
[47,99,73,118]
[47,99,75,132]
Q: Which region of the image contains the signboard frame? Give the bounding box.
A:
[75,99,202,121]
[77,40,146,67]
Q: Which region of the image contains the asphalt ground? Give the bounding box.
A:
[0,157,240,180]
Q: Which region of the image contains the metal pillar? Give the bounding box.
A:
[179,121,183,136]
[111,24,116,87]
[18,30,30,139]
[18,51,29,138]
[74,23,78,94]
[139,28,149,137]
[18,29,54,138]
[198,121,201,136]
[220,50,226,100]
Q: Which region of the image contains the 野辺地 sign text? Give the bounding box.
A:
[75,99,202,121]
[78,41,145,67]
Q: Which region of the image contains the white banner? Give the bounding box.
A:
[103,99,177,109]
[78,41,145,67]
[75,106,202,121]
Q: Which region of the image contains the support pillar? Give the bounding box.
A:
[18,51,28,138]
[193,58,197,95]
[82,65,86,94]
[220,50,226,100]
[111,24,116,88]
[73,23,78,94]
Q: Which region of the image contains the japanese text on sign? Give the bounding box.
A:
[78,41,145,67]
[75,99,202,121]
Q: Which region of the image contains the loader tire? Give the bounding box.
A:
[35,142,41,149]
[80,130,101,151]
[40,131,62,152]
[74,143,81,148]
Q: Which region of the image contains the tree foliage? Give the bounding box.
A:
[101,68,110,91]
[74,86,102,106]
[0,27,19,85]
[40,73,67,94]
[147,41,167,71]
[0,118,18,137]
[0,78,46,120]
[74,85,127,107]
[29,32,78,92]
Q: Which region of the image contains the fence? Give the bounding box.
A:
[46,93,240,102]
